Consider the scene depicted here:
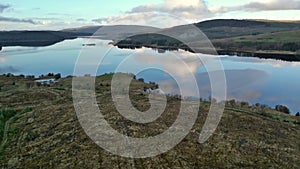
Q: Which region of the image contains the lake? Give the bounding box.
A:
[0,38,299,114]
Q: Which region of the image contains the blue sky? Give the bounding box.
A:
[0,0,300,30]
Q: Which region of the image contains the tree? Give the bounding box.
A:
[48,73,54,76]
[275,105,290,114]
[296,112,300,117]
[138,78,144,83]
[54,73,61,80]
[227,99,236,106]
[241,101,249,107]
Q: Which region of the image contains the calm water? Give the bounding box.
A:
[1,38,299,114]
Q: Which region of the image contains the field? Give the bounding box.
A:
[0,74,299,168]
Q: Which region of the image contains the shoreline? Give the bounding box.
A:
[1,72,299,115]
[115,43,300,62]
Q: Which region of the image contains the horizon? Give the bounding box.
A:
[0,0,300,30]
[1,18,300,31]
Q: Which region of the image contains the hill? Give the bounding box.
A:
[114,19,300,61]
[63,25,161,41]
[0,31,87,48]
[1,19,300,60]
[0,74,299,168]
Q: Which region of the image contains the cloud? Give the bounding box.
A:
[0,3,41,26]
[92,12,188,27]
[0,57,7,63]
[128,0,212,19]
[92,0,212,27]
[0,16,38,24]
[211,0,300,13]
[93,13,161,25]
[0,4,10,13]
[77,18,87,22]
[0,66,19,74]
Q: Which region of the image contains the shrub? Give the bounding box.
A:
[241,101,249,107]
[54,73,61,80]
[275,105,290,114]
[138,78,144,83]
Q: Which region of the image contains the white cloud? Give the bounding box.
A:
[0,16,38,24]
[0,4,10,13]
[211,0,300,13]
[0,3,39,25]
[0,57,7,63]
[129,0,212,20]
[93,0,212,27]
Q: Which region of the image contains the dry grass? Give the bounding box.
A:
[0,74,299,168]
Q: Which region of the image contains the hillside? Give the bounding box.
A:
[63,25,161,41]
[0,31,86,48]
[1,19,299,60]
[0,74,299,168]
[114,19,300,60]
[196,19,300,39]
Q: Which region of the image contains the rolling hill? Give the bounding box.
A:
[0,74,299,168]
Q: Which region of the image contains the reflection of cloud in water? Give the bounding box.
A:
[222,56,300,68]
[133,47,214,76]
[0,57,7,63]
[266,60,300,68]
[157,69,268,102]
[131,47,223,97]
[0,66,19,74]
[197,69,268,101]
[130,48,268,102]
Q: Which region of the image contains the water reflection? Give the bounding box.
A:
[0,38,299,113]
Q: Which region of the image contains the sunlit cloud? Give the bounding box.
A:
[0,57,7,63]
[210,0,300,13]
[0,16,38,24]
[0,65,19,74]
[92,0,212,27]
[0,4,10,13]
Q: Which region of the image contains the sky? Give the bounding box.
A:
[0,0,300,30]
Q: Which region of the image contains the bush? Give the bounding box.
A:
[138,78,144,83]
[275,105,290,114]
[54,73,61,80]
[241,101,249,107]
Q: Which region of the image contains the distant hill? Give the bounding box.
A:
[0,31,85,47]
[63,25,161,41]
[190,19,300,39]
[1,19,300,61]
[114,19,300,61]
[63,26,103,35]
[196,19,300,28]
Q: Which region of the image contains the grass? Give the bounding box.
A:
[232,30,300,43]
[0,107,32,161]
[0,109,17,141]
[0,74,299,168]
[212,30,300,54]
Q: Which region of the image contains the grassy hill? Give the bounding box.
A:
[115,19,300,60]
[196,19,300,39]
[1,19,299,60]
[0,74,299,168]
[0,31,86,47]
